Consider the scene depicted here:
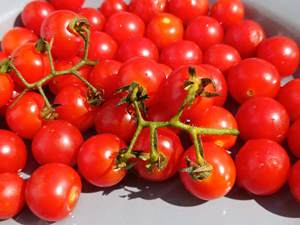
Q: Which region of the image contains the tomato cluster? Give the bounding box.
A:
[0,0,300,222]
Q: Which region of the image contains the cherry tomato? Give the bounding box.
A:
[134,128,183,182]
[54,85,96,132]
[95,97,136,143]
[0,130,27,173]
[0,51,7,61]
[88,59,122,99]
[277,79,300,122]
[287,119,300,158]
[225,20,265,58]
[167,0,208,25]
[128,0,167,23]
[180,143,236,200]
[0,173,25,220]
[21,0,55,34]
[99,0,128,18]
[77,134,127,187]
[289,161,300,203]
[146,13,184,49]
[211,0,245,29]
[0,90,19,117]
[257,36,300,77]
[25,163,82,221]
[32,120,83,165]
[41,10,83,59]
[227,58,280,103]
[158,63,172,79]
[0,73,14,108]
[79,7,106,31]
[185,16,224,51]
[87,31,118,61]
[6,92,45,139]
[236,97,289,143]
[117,37,159,62]
[236,139,290,196]
[160,40,202,69]
[48,0,84,12]
[104,12,145,45]
[10,42,50,88]
[203,43,241,74]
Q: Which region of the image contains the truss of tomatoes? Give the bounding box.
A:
[0,0,300,222]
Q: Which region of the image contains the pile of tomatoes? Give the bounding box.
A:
[0,0,300,222]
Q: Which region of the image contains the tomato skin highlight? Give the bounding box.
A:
[289,161,300,203]
[99,0,128,18]
[79,8,106,31]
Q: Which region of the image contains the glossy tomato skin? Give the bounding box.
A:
[134,128,184,182]
[236,139,290,196]
[167,0,208,25]
[41,10,83,59]
[236,97,289,143]
[6,92,45,139]
[225,20,265,58]
[211,0,245,29]
[158,63,172,79]
[287,119,300,158]
[185,16,224,51]
[128,0,167,24]
[160,40,202,69]
[54,85,96,132]
[25,163,82,221]
[77,134,127,187]
[277,79,300,122]
[0,173,25,220]
[180,143,236,200]
[88,59,122,99]
[227,58,280,103]
[32,120,84,165]
[203,43,241,74]
[10,42,50,88]
[146,13,184,49]
[289,161,300,203]
[0,73,14,108]
[117,37,159,62]
[104,12,145,45]
[0,130,27,173]
[79,8,106,31]
[49,0,84,12]
[1,27,38,56]
[257,36,300,77]
[99,0,128,18]
[21,0,55,34]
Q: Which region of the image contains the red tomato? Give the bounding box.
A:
[227,58,280,103]
[25,163,82,221]
[160,40,202,69]
[95,97,136,143]
[0,51,7,61]
[257,36,300,77]
[289,161,300,203]
[158,63,172,79]
[167,0,208,25]
[99,0,128,18]
[79,7,106,31]
[6,92,45,139]
[104,12,145,45]
[117,37,159,62]
[0,130,27,173]
[146,13,184,49]
[203,43,241,74]
[32,120,83,165]
[287,119,300,158]
[236,97,289,143]
[21,0,55,34]
[10,42,50,88]
[236,139,290,196]
[277,79,300,122]
[54,85,96,132]
[0,73,14,108]
[185,16,224,51]
[225,20,265,58]
[128,0,167,24]
[180,143,236,200]
[41,10,83,59]
[211,0,245,29]
[0,90,19,117]
[88,59,122,99]
[134,128,183,181]
[77,134,127,187]
[49,0,84,12]
[0,173,25,220]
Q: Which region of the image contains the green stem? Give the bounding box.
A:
[149,125,159,163]
[70,70,98,94]
[191,130,205,165]
[37,86,52,108]
[9,63,32,88]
